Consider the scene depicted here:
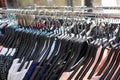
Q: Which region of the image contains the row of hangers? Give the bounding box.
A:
[0,6,119,42]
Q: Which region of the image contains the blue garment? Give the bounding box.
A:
[23,62,39,80]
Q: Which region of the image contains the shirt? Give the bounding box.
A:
[7,58,21,80]
[0,47,8,55]
[8,60,33,80]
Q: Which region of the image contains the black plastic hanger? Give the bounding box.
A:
[0,27,16,57]
[25,30,37,59]
[88,42,108,79]
[66,39,87,79]
[10,28,22,48]
[5,28,23,59]
[16,29,28,57]
[37,36,50,66]
[17,33,32,71]
[17,29,36,71]
[2,26,15,46]
[78,40,99,80]
[87,38,113,79]
[96,39,116,76]
[75,42,95,80]
[5,27,19,48]
[31,30,46,60]
[23,31,38,69]
[72,31,94,79]
[45,38,60,64]
[69,20,97,79]
[14,28,28,58]
[112,65,120,80]
[65,40,81,70]
[45,38,68,80]
[99,43,120,80]
[34,36,63,80]
[65,40,80,71]
[56,39,73,79]
[0,26,12,45]
[106,47,120,79]
[28,30,41,60]
[3,29,17,56]
[67,42,90,80]
[38,38,61,79]
[16,29,31,62]
[39,36,55,65]
[33,35,46,61]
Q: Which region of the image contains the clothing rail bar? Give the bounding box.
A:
[21,6,120,10]
[1,7,120,18]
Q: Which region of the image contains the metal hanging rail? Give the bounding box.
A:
[1,6,120,12]
[1,6,120,18]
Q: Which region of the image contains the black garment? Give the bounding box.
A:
[0,55,13,80]
[0,55,5,80]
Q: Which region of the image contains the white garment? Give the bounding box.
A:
[12,71,23,80]
[8,59,33,80]
[20,61,28,71]
[8,58,20,80]
[19,61,33,80]
[0,48,16,56]
[8,58,24,80]
[0,47,8,55]
[12,61,33,80]
[10,62,21,80]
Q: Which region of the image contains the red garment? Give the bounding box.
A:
[33,23,46,29]
[94,48,110,75]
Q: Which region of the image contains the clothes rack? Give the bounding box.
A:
[0,6,119,80]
